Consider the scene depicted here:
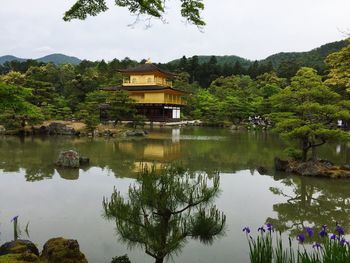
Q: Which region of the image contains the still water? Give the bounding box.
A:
[1,128,350,263]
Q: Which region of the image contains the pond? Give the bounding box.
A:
[1,127,350,263]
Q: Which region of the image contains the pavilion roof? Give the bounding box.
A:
[101,85,186,94]
[118,63,176,78]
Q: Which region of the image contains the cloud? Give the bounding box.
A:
[0,0,349,62]
[34,46,55,56]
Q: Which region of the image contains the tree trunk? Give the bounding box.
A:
[311,146,317,162]
[302,148,308,162]
[155,258,164,263]
[301,139,309,162]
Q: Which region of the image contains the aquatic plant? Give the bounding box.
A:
[11,215,20,241]
[243,223,350,263]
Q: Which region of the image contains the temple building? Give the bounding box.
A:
[102,61,186,122]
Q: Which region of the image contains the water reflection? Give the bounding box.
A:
[1,128,349,182]
[268,175,350,238]
[1,128,350,262]
[103,165,226,263]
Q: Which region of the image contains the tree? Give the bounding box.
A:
[189,89,225,123]
[208,75,259,123]
[64,0,206,27]
[256,72,286,115]
[325,40,350,98]
[103,164,226,263]
[324,39,350,129]
[0,82,43,131]
[269,67,350,162]
[78,90,110,132]
[107,90,136,123]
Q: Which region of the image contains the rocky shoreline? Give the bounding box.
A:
[275,158,350,178]
[0,121,149,138]
[0,237,87,263]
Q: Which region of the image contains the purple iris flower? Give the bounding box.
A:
[306,227,314,237]
[335,224,345,236]
[330,234,337,240]
[319,229,328,238]
[266,223,273,232]
[242,227,251,234]
[340,238,349,246]
[11,215,19,222]
[312,242,322,250]
[297,233,305,243]
[322,225,327,230]
[258,226,265,233]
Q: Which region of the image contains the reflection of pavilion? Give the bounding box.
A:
[116,140,181,172]
[117,141,181,161]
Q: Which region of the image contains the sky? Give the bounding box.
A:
[0,0,349,63]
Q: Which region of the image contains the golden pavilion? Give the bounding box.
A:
[103,60,186,121]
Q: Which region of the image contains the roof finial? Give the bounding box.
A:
[145,58,152,64]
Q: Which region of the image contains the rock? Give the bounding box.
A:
[125,130,146,137]
[41,237,87,263]
[47,122,76,136]
[340,164,350,171]
[319,159,334,168]
[229,125,237,130]
[0,253,40,262]
[292,161,324,176]
[274,157,289,171]
[56,150,80,168]
[79,157,90,166]
[0,240,39,257]
[274,158,350,178]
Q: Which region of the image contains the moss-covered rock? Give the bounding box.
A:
[55,151,80,168]
[0,240,39,257]
[41,237,87,263]
[0,240,42,262]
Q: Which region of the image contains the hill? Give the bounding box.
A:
[36,53,81,65]
[167,39,349,71]
[168,55,252,68]
[0,53,81,65]
[261,39,348,70]
[0,55,26,64]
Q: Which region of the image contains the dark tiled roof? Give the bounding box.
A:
[101,85,186,93]
[118,63,176,78]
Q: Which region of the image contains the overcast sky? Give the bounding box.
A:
[0,0,349,63]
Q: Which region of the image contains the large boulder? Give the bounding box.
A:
[0,240,40,262]
[56,151,80,168]
[41,237,87,263]
[0,240,39,256]
[47,122,77,136]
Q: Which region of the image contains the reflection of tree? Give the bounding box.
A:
[103,165,226,263]
[25,166,55,181]
[268,176,350,238]
[1,129,349,182]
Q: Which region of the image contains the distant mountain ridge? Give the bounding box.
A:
[167,39,349,70]
[0,53,82,65]
[261,40,349,70]
[168,55,252,68]
[1,39,348,69]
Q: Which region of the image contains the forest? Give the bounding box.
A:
[0,38,350,160]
